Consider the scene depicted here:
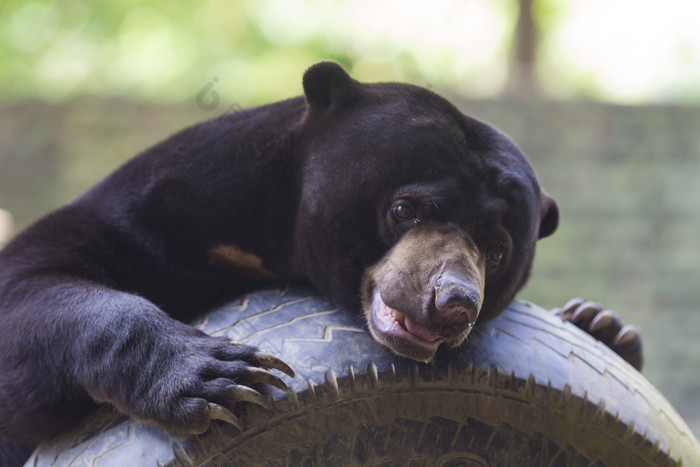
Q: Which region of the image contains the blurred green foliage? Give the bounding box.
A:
[3,0,700,104]
[0,0,343,104]
[0,0,517,105]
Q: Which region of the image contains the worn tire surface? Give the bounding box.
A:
[26,285,700,466]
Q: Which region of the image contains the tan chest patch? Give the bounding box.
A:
[207,245,276,279]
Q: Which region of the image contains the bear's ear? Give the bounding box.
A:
[303,61,359,111]
[538,189,559,239]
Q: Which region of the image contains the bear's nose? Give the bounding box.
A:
[434,276,481,328]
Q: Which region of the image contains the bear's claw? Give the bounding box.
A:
[253,352,296,378]
[612,324,643,372]
[226,386,272,409]
[207,403,242,430]
[244,367,290,392]
[553,298,643,371]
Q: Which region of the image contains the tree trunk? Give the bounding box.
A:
[509,0,539,96]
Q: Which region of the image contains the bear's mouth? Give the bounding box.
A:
[367,290,447,362]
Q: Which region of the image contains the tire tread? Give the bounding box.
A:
[26,287,700,466]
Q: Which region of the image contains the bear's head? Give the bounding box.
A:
[292,62,558,362]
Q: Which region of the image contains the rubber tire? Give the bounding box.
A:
[26,285,700,466]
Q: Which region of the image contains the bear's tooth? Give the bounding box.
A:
[392,309,406,327]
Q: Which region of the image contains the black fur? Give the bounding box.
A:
[0,62,558,458]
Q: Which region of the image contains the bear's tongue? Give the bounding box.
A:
[401,314,443,343]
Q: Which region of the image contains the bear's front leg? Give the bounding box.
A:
[553,297,643,371]
[0,280,293,444]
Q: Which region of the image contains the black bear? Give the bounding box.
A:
[0,62,640,461]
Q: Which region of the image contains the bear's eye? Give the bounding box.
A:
[489,249,504,265]
[392,202,415,221]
